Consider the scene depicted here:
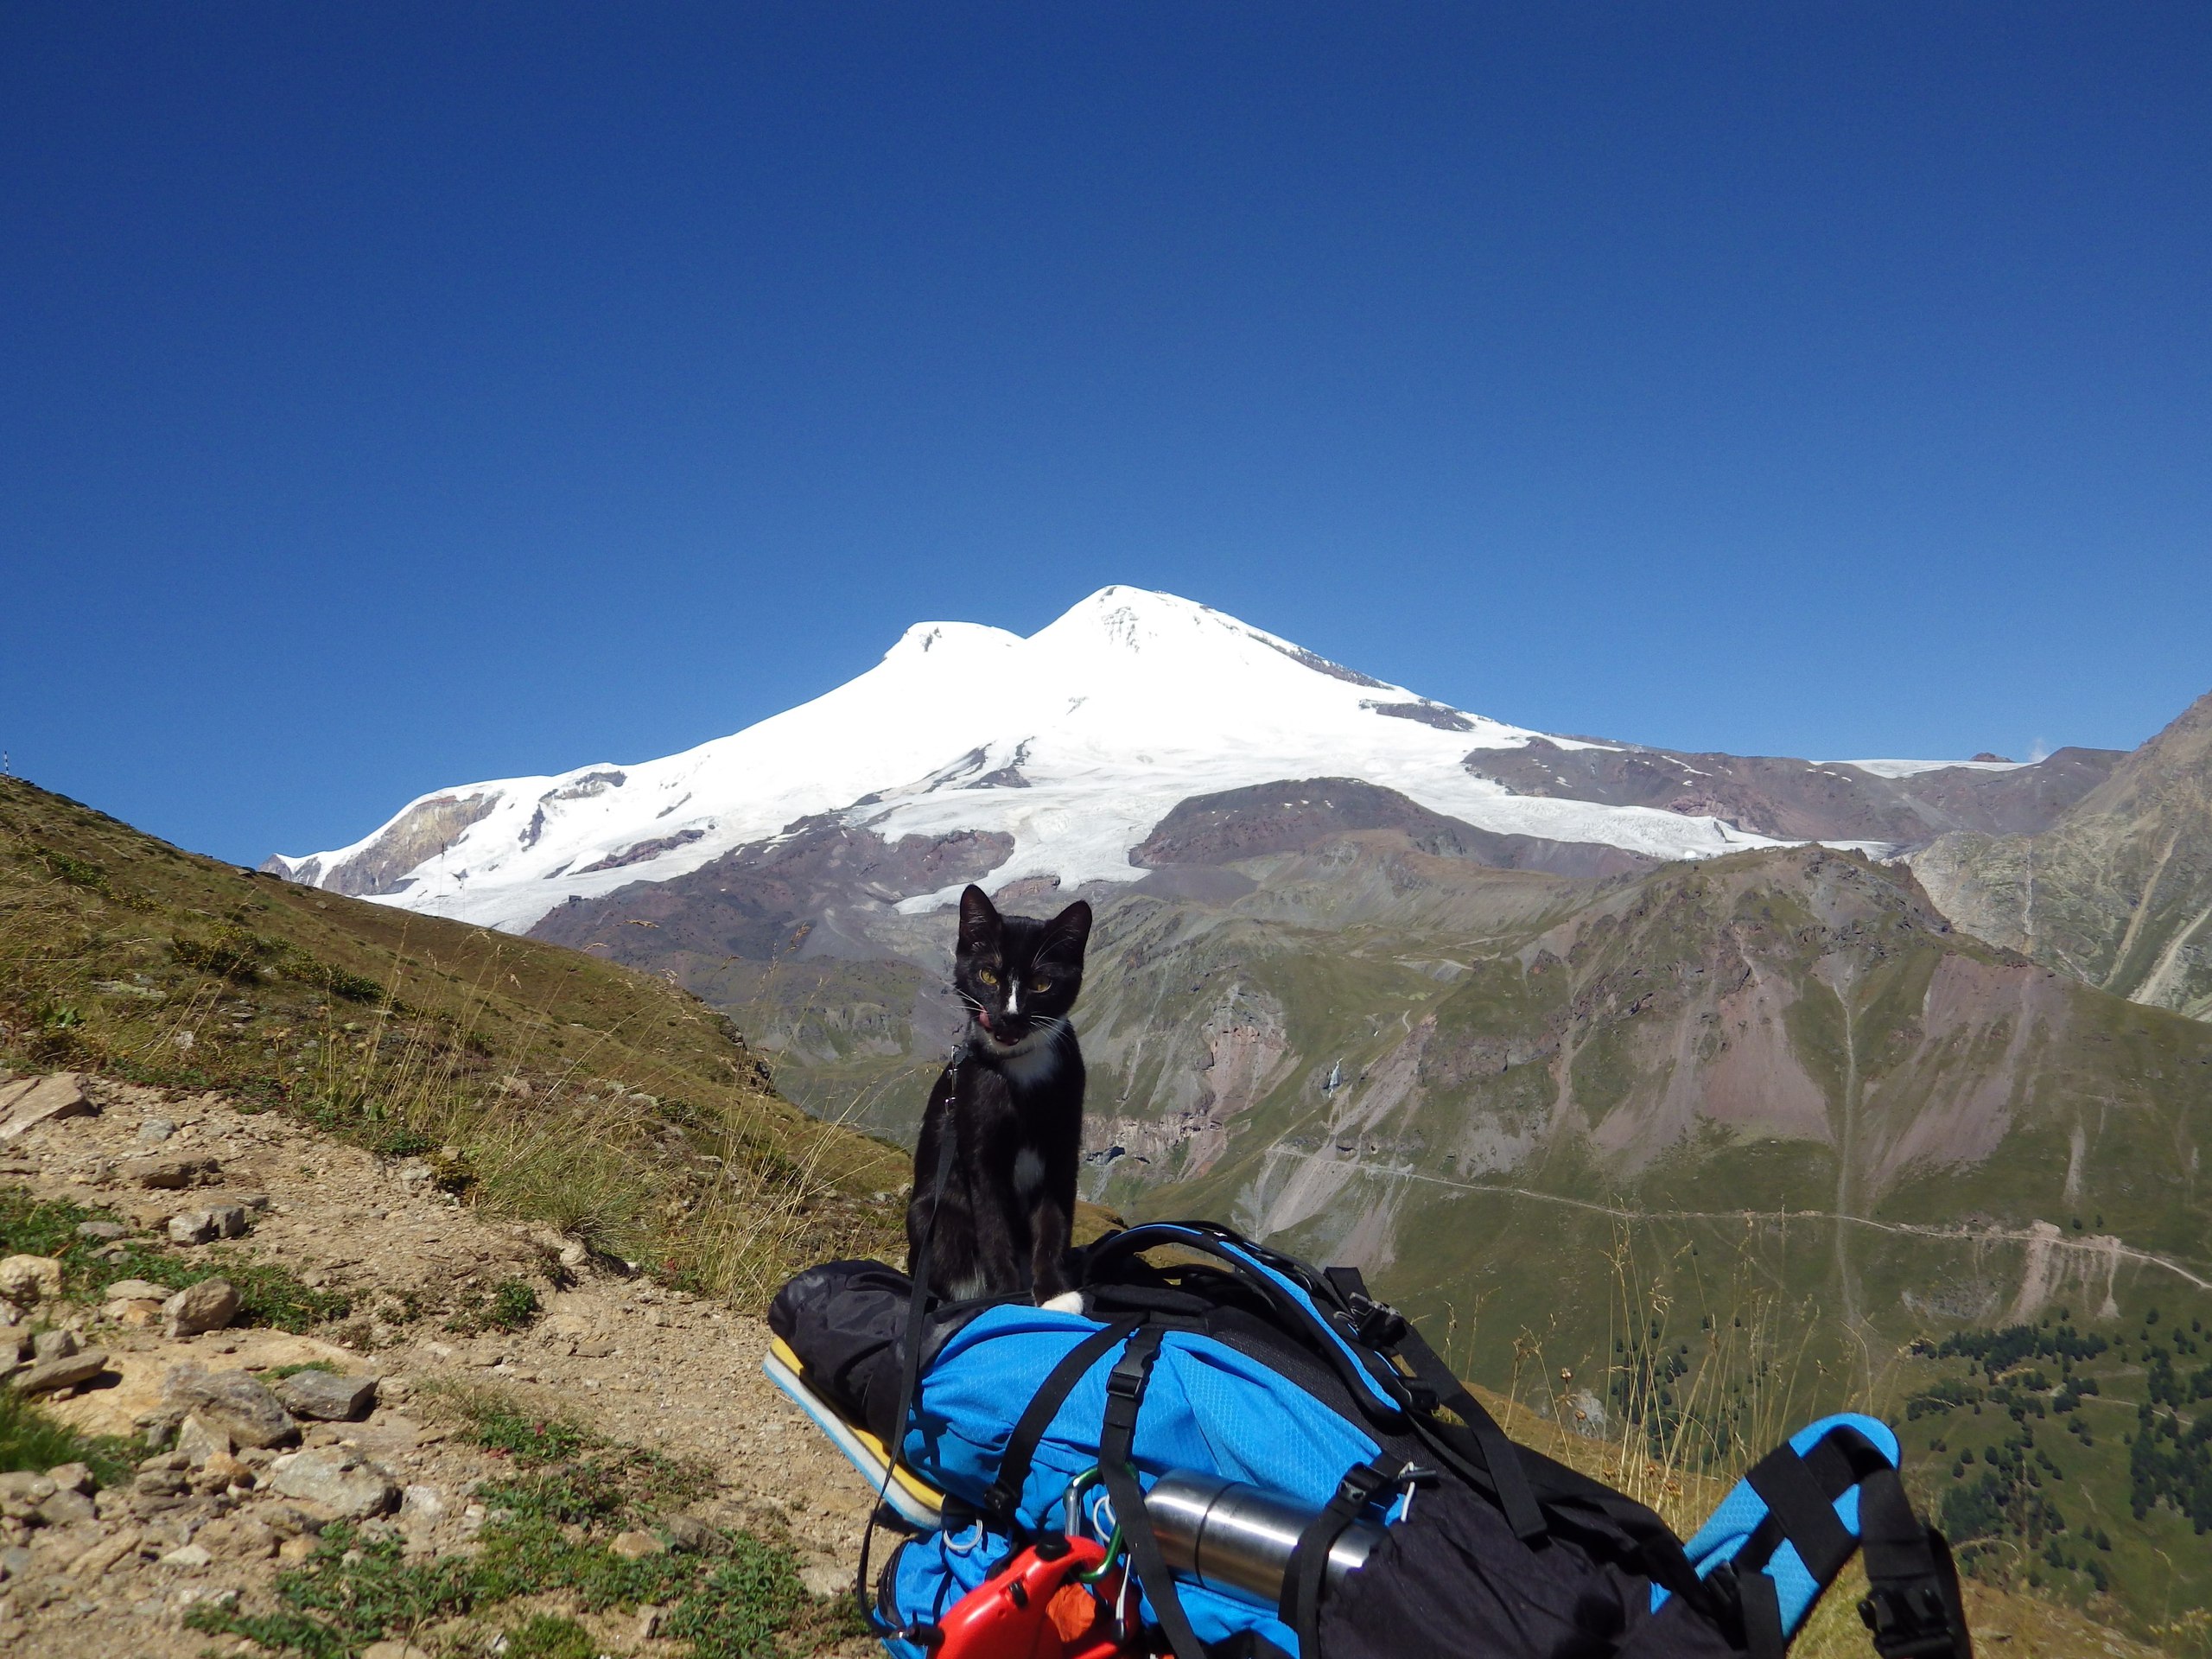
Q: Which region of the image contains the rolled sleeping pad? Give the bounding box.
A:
[1144,1471,1385,1609]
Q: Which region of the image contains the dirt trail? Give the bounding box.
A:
[0,1075,883,1658]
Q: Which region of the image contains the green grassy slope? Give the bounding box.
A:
[0,777,903,1300]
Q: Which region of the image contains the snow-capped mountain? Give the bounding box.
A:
[270,587,1986,933]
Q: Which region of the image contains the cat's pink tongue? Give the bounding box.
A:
[976,1010,994,1032]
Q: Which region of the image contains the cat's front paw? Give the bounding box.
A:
[1038,1290,1087,1316]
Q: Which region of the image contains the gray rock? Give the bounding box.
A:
[123,1154,217,1189]
[160,1541,213,1569]
[35,1490,95,1528]
[30,1330,78,1363]
[162,1364,298,1449]
[74,1221,128,1243]
[273,1369,377,1422]
[0,1074,93,1141]
[175,1412,234,1467]
[0,1472,54,1503]
[162,1279,240,1338]
[0,1545,31,1580]
[43,1462,92,1495]
[104,1278,168,1301]
[132,1467,191,1499]
[168,1211,221,1245]
[659,1514,714,1553]
[137,1118,176,1143]
[10,1349,107,1396]
[267,1446,398,1519]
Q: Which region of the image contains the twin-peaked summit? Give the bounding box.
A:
[268,587,2090,933]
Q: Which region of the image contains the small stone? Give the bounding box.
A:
[163,1279,241,1338]
[398,1484,445,1527]
[35,1490,95,1528]
[162,1364,298,1449]
[0,1256,63,1306]
[137,1119,176,1143]
[104,1279,167,1301]
[10,1349,108,1396]
[168,1211,219,1246]
[175,1413,234,1467]
[361,1643,435,1659]
[30,1330,78,1363]
[106,1298,164,1328]
[42,1463,92,1495]
[660,1514,714,1553]
[194,1512,276,1560]
[277,1533,317,1563]
[267,1446,398,1519]
[209,1204,249,1238]
[799,1560,849,1597]
[123,1154,216,1190]
[159,1542,213,1569]
[74,1221,127,1243]
[610,1529,664,1559]
[0,1074,93,1141]
[0,1473,54,1503]
[274,1370,376,1421]
[0,1544,33,1580]
[196,1451,251,1493]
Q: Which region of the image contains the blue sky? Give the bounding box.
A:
[6,5,2209,865]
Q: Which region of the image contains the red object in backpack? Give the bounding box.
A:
[933,1535,1130,1659]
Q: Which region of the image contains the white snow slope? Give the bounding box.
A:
[272,587,1866,934]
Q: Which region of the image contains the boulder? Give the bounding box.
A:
[267,1446,398,1519]
[162,1364,297,1449]
[10,1349,107,1396]
[0,1256,63,1306]
[0,1074,93,1141]
[162,1278,240,1338]
[273,1369,376,1421]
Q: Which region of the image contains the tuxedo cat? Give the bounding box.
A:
[906,884,1092,1306]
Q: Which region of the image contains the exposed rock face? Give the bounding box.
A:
[1913,690,2212,1021]
[531,819,1014,968]
[273,791,499,896]
[1133,778,1655,880]
[1464,738,2120,843]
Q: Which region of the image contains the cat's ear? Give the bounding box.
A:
[957,885,1001,952]
[1040,899,1092,961]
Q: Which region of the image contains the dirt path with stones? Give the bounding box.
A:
[0,1074,884,1657]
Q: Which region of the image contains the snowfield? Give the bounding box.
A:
[272,587,1924,932]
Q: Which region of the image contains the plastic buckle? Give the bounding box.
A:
[1345,1294,1408,1349]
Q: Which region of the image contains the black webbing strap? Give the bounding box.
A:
[1389,1320,1548,1542]
[1856,1469,1974,1659]
[1735,1567,1785,1659]
[983,1317,1141,1523]
[1096,1326,1207,1659]
[1279,1454,1400,1656]
[855,1057,963,1637]
[1743,1440,1859,1585]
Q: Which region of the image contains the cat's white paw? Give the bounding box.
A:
[1039,1291,1087,1315]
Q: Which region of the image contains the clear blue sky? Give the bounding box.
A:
[6,5,2209,865]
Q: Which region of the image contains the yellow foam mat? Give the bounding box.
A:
[764,1336,947,1529]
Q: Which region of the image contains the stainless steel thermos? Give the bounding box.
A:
[1142,1471,1385,1608]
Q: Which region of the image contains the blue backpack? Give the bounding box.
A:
[768,1220,1972,1659]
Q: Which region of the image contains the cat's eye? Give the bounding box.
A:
[1029,978,1049,993]
[976,969,999,986]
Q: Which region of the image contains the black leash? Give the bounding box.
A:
[855,1047,964,1638]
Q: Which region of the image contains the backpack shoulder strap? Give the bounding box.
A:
[1856,1469,1974,1659]
[1096,1326,1208,1659]
[982,1316,1140,1524]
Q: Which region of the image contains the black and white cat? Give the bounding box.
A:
[906,884,1092,1309]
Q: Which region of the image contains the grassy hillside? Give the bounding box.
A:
[0,777,904,1300]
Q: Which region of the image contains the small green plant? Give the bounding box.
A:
[267,1360,341,1380]
[0,1388,133,1488]
[489,1277,540,1331]
[497,1612,599,1659]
